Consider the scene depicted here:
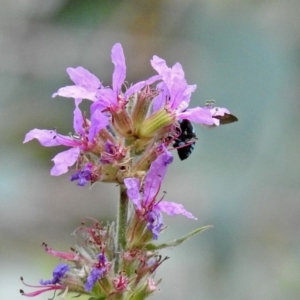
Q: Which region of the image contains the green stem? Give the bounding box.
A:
[115,183,128,273]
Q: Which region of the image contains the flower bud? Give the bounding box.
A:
[131,85,158,132]
[137,108,174,139]
[111,109,133,138]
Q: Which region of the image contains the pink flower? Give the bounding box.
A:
[124,146,197,239]
[23,105,109,176]
[150,56,231,126]
[91,43,160,113]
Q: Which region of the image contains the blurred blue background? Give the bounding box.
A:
[1,1,300,299]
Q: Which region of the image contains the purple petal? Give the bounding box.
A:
[157,201,197,220]
[50,147,80,176]
[144,147,173,204]
[94,88,118,110]
[88,110,109,142]
[182,84,197,101]
[151,56,170,77]
[85,267,106,292]
[111,43,126,95]
[23,129,61,147]
[152,82,167,112]
[52,85,96,101]
[170,83,197,111]
[73,105,85,135]
[178,107,215,125]
[70,163,93,186]
[146,146,173,181]
[210,107,230,116]
[147,209,164,240]
[124,75,162,99]
[171,62,185,80]
[151,56,196,112]
[53,135,81,147]
[75,98,82,106]
[40,264,70,286]
[167,77,187,109]
[146,75,162,85]
[66,67,101,91]
[124,178,142,209]
[124,81,146,98]
[91,100,106,115]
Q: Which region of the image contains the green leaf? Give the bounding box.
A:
[145,225,213,251]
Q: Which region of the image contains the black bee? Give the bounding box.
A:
[173,101,238,160]
[173,119,197,160]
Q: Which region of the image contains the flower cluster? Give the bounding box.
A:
[21,43,237,300]
[23,43,234,184]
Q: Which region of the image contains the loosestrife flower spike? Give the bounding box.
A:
[21,42,237,300]
[24,42,234,182]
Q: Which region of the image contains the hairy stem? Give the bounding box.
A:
[115,183,128,272]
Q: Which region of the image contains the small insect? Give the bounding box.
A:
[173,119,197,160]
[173,101,238,161]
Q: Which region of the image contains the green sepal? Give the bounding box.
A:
[145,226,213,251]
[88,297,107,300]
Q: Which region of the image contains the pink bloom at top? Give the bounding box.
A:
[150,56,230,126]
[151,56,196,112]
[23,105,109,176]
[53,43,160,114]
[91,43,160,113]
[124,146,196,239]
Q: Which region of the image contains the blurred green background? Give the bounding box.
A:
[1,1,300,299]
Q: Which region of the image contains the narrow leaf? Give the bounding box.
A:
[145,225,213,251]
